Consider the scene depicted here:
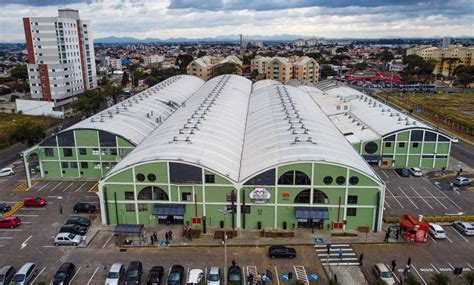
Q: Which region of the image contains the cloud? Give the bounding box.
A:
[0,0,90,6]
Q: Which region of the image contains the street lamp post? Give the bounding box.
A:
[218,208,232,285]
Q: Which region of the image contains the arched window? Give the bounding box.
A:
[313,189,329,204]
[278,170,311,185]
[137,186,168,201]
[294,189,311,204]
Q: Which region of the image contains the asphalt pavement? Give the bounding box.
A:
[451,141,474,168]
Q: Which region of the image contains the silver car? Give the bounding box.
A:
[11,263,37,285]
[207,267,220,285]
[54,232,82,246]
[105,263,124,285]
[0,266,16,285]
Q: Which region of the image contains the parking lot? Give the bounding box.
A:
[376,169,474,217]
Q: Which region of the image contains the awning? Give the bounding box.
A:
[295,207,329,220]
[362,155,381,163]
[114,224,144,234]
[152,204,186,216]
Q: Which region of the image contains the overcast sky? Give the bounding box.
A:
[0,0,472,42]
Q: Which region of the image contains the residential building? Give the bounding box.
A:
[106,57,122,70]
[187,55,243,81]
[442,37,451,48]
[143,54,164,66]
[264,56,320,83]
[293,39,305,47]
[250,56,271,75]
[23,9,97,109]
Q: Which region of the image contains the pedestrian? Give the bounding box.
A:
[248,273,254,285]
[232,259,236,267]
[188,228,193,241]
[338,248,343,260]
[261,274,268,285]
[151,235,154,245]
[391,260,397,272]
[388,226,391,235]
[395,229,399,240]
[153,231,158,242]
[59,205,63,215]
[403,265,410,278]
[407,257,412,267]
[168,230,173,241]
[384,231,389,242]
[256,273,262,285]
[165,232,169,242]
[359,253,364,266]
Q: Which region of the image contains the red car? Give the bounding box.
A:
[24,196,46,207]
[0,216,21,228]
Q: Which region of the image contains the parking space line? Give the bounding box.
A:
[381,171,389,179]
[0,237,13,239]
[410,186,433,209]
[0,229,22,232]
[448,226,469,243]
[50,182,63,192]
[62,182,75,192]
[420,186,448,210]
[429,186,463,210]
[102,233,114,249]
[384,201,391,209]
[467,263,473,270]
[430,264,440,273]
[70,266,81,284]
[31,266,46,284]
[87,265,100,285]
[398,186,418,209]
[75,182,88,192]
[37,181,51,192]
[274,266,280,285]
[445,235,453,243]
[386,188,404,209]
[411,264,427,285]
[428,235,437,243]
[15,214,39,217]
[385,264,400,283]
[393,170,401,178]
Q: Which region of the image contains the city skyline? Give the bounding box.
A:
[1,0,473,43]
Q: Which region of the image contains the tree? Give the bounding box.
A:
[320,64,337,79]
[405,274,422,285]
[376,49,394,65]
[72,90,106,116]
[463,272,474,285]
[131,70,144,87]
[121,71,130,87]
[144,76,159,87]
[453,65,474,87]
[251,69,259,80]
[9,64,28,80]
[212,62,239,78]
[102,85,122,104]
[306,52,322,61]
[402,55,436,83]
[336,47,349,54]
[11,122,45,146]
[355,62,368,70]
[243,52,256,65]
[429,273,451,285]
[445,58,460,77]
[292,50,304,57]
[151,67,181,81]
[175,54,194,72]
[197,50,207,58]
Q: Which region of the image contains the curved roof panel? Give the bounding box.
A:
[240,84,381,182]
[66,75,204,145]
[106,75,252,181]
[252,79,281,92]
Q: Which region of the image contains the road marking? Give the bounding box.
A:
[20,235,32,249]
[445,235,453,243]
[62,182,75,192]
[449,226,469,243]
[386,188,404,209]
[0,245,4,247]
[70,266,81,284]
[421,186,448,209]
[431,264,440,273]
[448,263,456,270]
[0,237,13,239]
[42,245,56,248]
[393,170,402,178]
[410,186,433,209]
[31,266,46,284]
[274,266,280,285]
[50,182,63,192]
[385,264,400,283]
[87,265,100,285]
[102,233,114,249]
[294,266,309,284]
[20,207,46,211]
[398,186,418,209]
[428,235,437,243]
[75,182,88,192]
[15,214,39,217]
[0,229,22,232]
[411,264,427,285]
[430,186,463,210]
[384,201,391,209]
[467,263,474,270]
[37,181,51,192]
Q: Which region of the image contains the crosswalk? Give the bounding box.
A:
[294,265,309,284]
[315,244,360,266]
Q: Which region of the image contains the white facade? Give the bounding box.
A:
[15,99,64,118]
[143,55,164,66]
[24,9,97,105]
[106,57,122,70]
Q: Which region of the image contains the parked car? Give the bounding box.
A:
[105,263,124,285]
[10,263,37,285]
[51,262,76,285]
[167,265,184,285]
[54,232,82,246]
[428,223,446,239]
[268,245,296,259]
[125,261,143,285]
[207,267,220,285]
[451,137,459,143]
[395,168,410,177]
[227,266,242,285]
[452,177,472,187]
[60,224,87,236]
[147,266,164,285]
[66,216,91,227]
[0,202,11,214]
[373,263,395,285]
[0,265,16,285]
[0,168,14,177]
[23,196,46,207]
[409,167,422,177]
[187,269,203,285]
[73,202,96,213]
[453,221,474,236]
[0,216,21,229]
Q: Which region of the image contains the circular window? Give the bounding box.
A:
[323,176,333,185]
[349,176,359,185]
[136,173,145,182]
[147,173,156,182]
[336,176,346,185]
[364,142,378,154]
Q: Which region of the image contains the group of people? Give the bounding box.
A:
[247,272,270,285]
[184,226,193,241]
[389,257,412,284]
[149,230,173,245]
[384,226,401,242]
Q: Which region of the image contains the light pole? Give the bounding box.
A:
[218,208,232,285]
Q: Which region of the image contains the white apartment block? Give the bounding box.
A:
[106,57,122,70]
[143,54,164,66]
[23,9,97,106]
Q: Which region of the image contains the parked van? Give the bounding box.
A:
[11,263,37,285]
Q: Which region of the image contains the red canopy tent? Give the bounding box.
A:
[399,214,429,243]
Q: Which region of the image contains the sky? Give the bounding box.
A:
[0,0,473,42]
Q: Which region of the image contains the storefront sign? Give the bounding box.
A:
[249,188,271,203]
[282,192,290,200]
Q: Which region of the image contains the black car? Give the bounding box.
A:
[147,266,164,285]
[73,202,96,213]
[0,265,16,285]
[395,168,410,177]
[167,265,184,285]
[0,202,11,213]
[66,216,91,227]
[51,262,75,285]
[227,266,242,285]
[268,245,296,259]
[60,224,88,236]
[125,261,143,285]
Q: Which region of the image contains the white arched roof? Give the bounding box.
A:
[106,75,252,181]
[66,75,204,145]
[252,79,281,92]
[240,84,381,182]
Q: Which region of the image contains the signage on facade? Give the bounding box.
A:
[282,192,290,200]
[249,188,271,203]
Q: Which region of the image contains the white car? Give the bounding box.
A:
[453,221,474,236]
[409,167,422,177]
[428,223,446,239]
[0,168,14,177]
[187,269,204,285]
[451,137,459,143]
[373,263,395,285]
[207,267,220,285]
[54,232,82,246]
[105,263,124,285]
[452,177,472,187]
[11,263,38,285]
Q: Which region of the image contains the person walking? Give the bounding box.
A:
[168,230,173,241]
[150,235,154,245]
[188,228,193,241]
[247,273,254,285]
[232,259,236,267]
[395,229,399,240]
[165,232,169,242]
[403,264,410,278]
[384,231,390,242]
[359,253,364,266]
[407,257,412,267]
[153,231,158,243]
[391,260,397,272]
[255,273,262,285]
[59,205,63,215]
